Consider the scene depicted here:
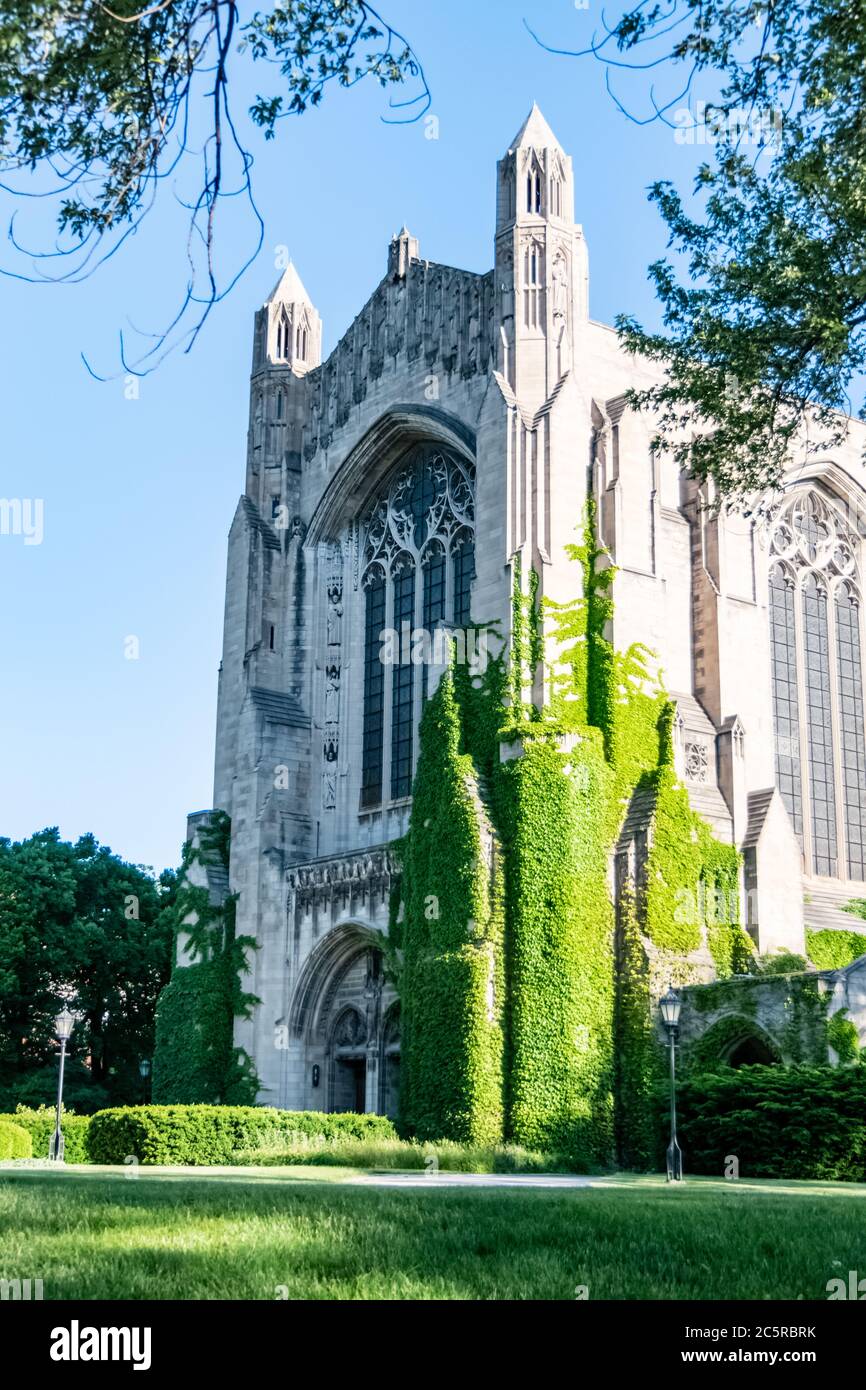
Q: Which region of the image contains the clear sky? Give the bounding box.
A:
[0,0,716,874]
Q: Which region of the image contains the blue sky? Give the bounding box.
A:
[0,0,717,874]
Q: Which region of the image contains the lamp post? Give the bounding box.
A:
[660,985,683,1183]
[139,1057,151,1105]
[49,1008,75,1162]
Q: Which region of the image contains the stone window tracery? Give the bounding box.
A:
[358,443,476,809]
[768,489,866,878]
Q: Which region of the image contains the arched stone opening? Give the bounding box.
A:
[726,1034,780,1068]
[288,922,399,1115]
[689,1014,784,1071]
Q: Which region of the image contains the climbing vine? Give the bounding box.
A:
[399,671,505,1144]
[400,502,751,1166]
[806,927,866,971]
[152,812,259,1105]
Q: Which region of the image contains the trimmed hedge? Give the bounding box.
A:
[0,1120,32,1160]
[86,1105,396,1165]
[676,1065,866,1181]
[0,1108,90,1163]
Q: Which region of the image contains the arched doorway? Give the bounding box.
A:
[690,1014,784,1071]
[726,1034,780,1068]
[289,924,399,1115]
[330,1007,368,1113]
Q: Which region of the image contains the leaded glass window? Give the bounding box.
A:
[836,584,866,878]
[768,489,865,879]
[769,567,803,835]
[452,531,475,627]
[803,575,837,875]
[358,443,475,808]
[390,557,415,799]
[422,542,446,703]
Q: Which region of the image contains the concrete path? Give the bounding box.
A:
[357,1171,600,1189]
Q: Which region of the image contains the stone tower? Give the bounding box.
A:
[160,106,866,1120]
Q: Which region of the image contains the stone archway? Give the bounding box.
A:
[288,922,399,1115]
[689,1013,784,1071]
[726,1034,780,1067]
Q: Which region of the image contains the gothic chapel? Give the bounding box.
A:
[175,107,866,1116]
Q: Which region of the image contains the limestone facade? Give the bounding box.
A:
[189,107,866,1112]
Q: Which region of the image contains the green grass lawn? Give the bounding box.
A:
[2,1166,865,1300]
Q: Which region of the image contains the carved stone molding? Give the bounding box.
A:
[287,845,400,913]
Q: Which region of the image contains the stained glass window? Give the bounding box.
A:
[422,543,446,703]
[769,567,803,835]
[390,560,415,799]
[768,489,864,879]
[357,443,475,808]
[803,575,837,875]
[361,570,386,809]
[836,585,866,878]
[453,535,475,627]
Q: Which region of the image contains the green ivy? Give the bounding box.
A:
[399,671,505,1144]
[806,927,866,971]
[396,503,751,1165]
[827,1011,860,1064]
[152,813,259,1105]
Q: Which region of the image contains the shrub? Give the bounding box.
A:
[675,1065,866,1181]
[233,1135,589,1172]
[0,1120,32,1160]
[0,1107,90,1163]
[86,1105,396,1165]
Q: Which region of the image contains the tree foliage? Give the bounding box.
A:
[534,0,866,497]
[0,1,426,367]
[0,827,174,1111]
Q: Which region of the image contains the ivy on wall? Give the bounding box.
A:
[806,927,866,971]
[399,501,749,1165]
[398,673,505,1144]
[152,813,259,1105]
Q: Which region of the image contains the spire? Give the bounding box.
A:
[266,260,314,308]
[388,225,420,279]
[507,103,563,154]
[257,258,321,373]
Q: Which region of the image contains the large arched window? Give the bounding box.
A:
[768,489,866,879]
[359,443,475,808]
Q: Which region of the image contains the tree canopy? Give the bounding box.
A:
[0,1,426,367]
[0,828,175,1111]
[533,0,866,498]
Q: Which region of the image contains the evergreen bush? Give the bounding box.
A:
[86,1104,395,1165]
[675,1065,866,1180]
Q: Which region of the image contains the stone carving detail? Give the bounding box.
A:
[302,265,494,461]
[322,544,343,810]
[551,247,569,323]
[334,1008,366,1049]
[685,740,709,783]
[287,846,400,912]
[769,489,860,588]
